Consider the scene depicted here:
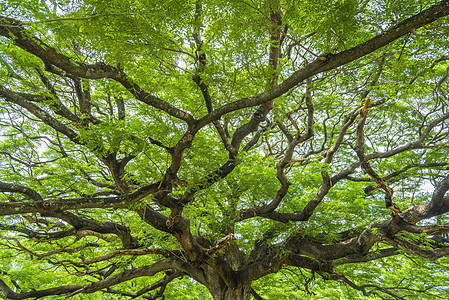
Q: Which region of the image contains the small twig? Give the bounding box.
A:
[144,151,165,177]
[305,271,315,295]
[397,32,411,62]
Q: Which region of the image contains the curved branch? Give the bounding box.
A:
[0,183,159,217]
[0,17,195,125]
[0,278,81,300]
[431,174,449,209]
[401,196,449,225]
[334,248,401,266]
[0,257,188,299]
[355,99,396,211]
[83,248,182,265]
[195,0,449,128]
[325,273,419,299]
[0,84,82,144]
[250,287,267,300]
[0,182,43,201]
[104,270,183,299]
[35,68,87,125]
[36,242,99,259]
[0,224,76,240]
[386,236,449,261]
[40,211,138,248]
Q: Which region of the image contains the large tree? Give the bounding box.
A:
[1,0,449,299]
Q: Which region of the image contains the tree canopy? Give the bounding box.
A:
[1,0,449,299]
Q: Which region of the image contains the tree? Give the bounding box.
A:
[0,0,449,299]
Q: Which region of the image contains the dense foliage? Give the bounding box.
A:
[1,0,449,299]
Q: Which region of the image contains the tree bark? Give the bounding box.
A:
[201,268,251,300]
[210,286,252,300]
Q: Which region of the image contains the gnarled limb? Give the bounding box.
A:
[0,84,82,144]
[355,98,397,212]
[195,0,449,128]
[0,183,159,216]
[0,17,195,125]
[41,211,139,249]
[104,270,183,299]
[0,257,190,299]
[0,181,43,201]
[82,248,183,265]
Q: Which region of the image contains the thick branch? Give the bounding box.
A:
[0,278,81,300]
[83,248,182,265]
[0,183,159,216]
[0,84,82,144]
[0,224,76,241]
[386,236,449,261]
[0,17,195,125]
[195,1,449,128]
[0,257,188,299]
[0,182,43,201]
[105,270,183,299]
[40,211,138,248]
[334,248,401,266]
[355,99,395,210]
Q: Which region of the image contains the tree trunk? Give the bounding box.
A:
[199,262,252,300]
[210,285,252,300]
